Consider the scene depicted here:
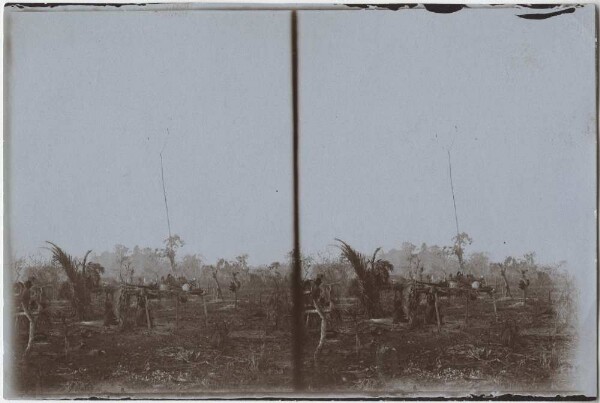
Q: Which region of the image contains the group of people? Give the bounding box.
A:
[154,274,199,291]
[445,271,486,289]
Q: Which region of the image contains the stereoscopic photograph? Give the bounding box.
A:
[3,2,597,399]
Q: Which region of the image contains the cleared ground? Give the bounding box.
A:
[9,286,576,398]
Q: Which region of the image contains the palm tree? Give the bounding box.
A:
[47,242,104,321]
[336,239,393,318]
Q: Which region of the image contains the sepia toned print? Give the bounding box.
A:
[4,3,597,399]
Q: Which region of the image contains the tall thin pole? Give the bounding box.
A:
[160,129,176,272]
[290,10,304,391]
[447,150,460,237]
[160,152,172,241]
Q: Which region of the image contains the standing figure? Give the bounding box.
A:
[104,290,118,326]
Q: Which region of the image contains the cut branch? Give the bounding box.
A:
[312,297,327,367]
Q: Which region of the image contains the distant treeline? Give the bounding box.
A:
[12,239,568,294]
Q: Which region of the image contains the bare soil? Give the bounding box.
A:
[8,287,576,398]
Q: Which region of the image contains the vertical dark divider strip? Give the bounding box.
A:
[595,8,599,395]
[290,10,305,392]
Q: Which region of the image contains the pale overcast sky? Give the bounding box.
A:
[299,7,595,274]
[6,10,293,265]
[6,6,595,273]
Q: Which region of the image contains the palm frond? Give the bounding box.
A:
[335,238,367,280]
[370,247,382,266]
[45,241,79,283]
[81,250,92,269]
